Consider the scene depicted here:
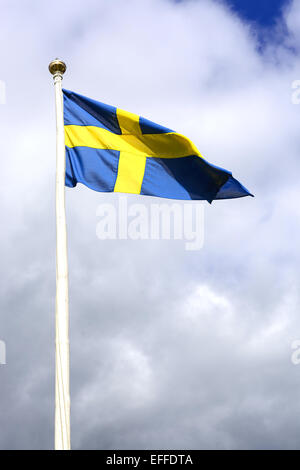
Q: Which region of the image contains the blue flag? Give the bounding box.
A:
[63,89,253,203]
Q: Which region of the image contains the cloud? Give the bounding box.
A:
[0,0,300,450]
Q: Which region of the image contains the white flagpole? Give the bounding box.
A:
[49,59,71,450]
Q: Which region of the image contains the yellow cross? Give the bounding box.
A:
[64,109,202,195]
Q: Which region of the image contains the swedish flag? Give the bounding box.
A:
[63,89,252,203]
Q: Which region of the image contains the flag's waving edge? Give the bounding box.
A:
[63,89,253,203]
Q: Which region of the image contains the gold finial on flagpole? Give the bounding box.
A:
[49,59,67,77]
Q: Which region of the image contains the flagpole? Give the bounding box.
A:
[49,59,71,451]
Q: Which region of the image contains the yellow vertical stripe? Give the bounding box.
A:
[114,152,147,194]
[114,108,146,194]
[117,108,142,135]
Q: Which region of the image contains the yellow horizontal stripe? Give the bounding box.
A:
[117,108,142,135]
[65,125,202,159]
[114,152,146,194]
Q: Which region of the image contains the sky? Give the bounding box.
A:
[1,0,300,450]
[228,0,288,26]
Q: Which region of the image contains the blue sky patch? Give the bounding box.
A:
[226,0,290,27]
